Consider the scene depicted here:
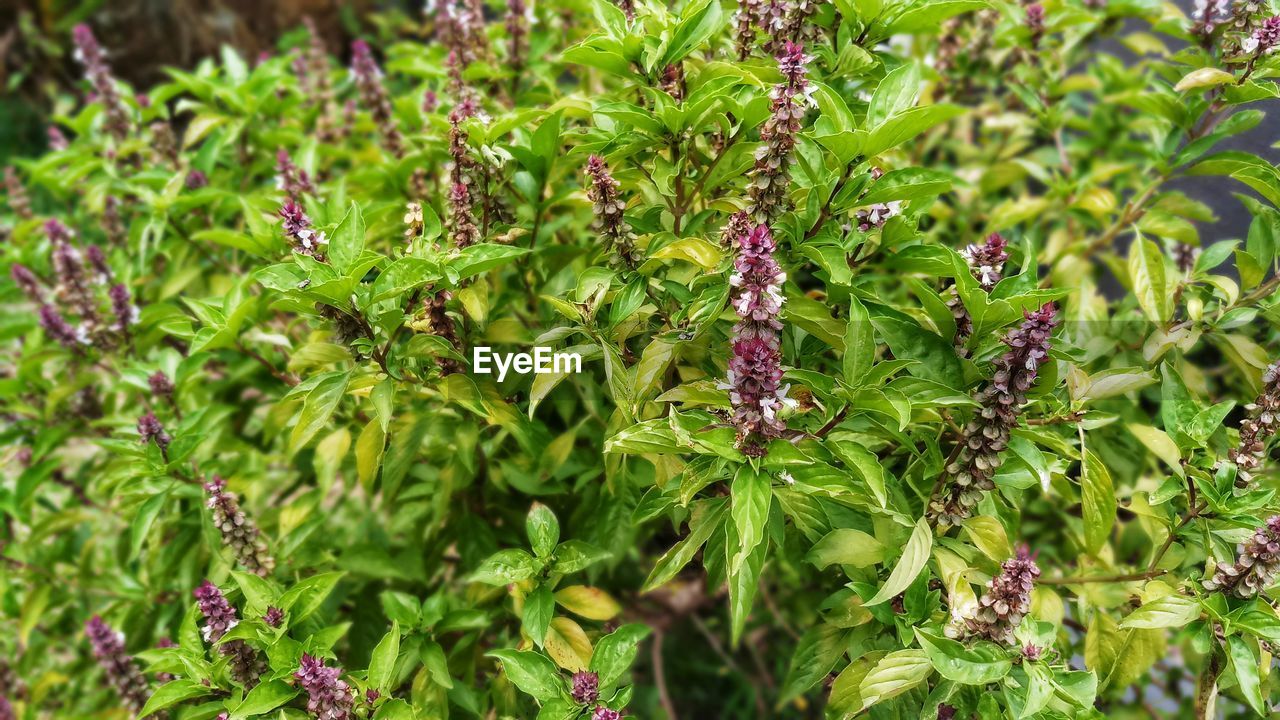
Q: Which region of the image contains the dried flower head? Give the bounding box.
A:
[929,306,1058,527]
[584,156,637,267]
[4,167,32,220]
[423,290,463,375]
[734,0,765,60]
[103,196,127,245]
[151,122,180,167]
[204,475,276,576]
[1204,515,1280,598]
[295,654,355,720]
[747,42,812,225]
[1231,360,1280,488]
[951,546,1040,644]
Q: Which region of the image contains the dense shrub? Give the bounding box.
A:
[2,0,1280,718]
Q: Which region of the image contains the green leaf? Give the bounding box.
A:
[374,699,416,720]
[328,202,365,274]
[780,623,849,703]
[1127,233,1170,323]
[290,371,350,452]
[806,529,886,569]
[368,622,401,694]
[866,63,921,129]
[864,105,965,157]
[867,517,932,606]
[356,419,386,491]
[858,168,955,205]
[858,649,932,709]
[589,623,652,687]
[842,296,874,387]
[523,585,555,649]
[527,503,560,558]
[643,499,728,591]
[137,680,212,717]
[470,548,539,585]
[828,440,887,507]
[278,572,345,623]
[130,491,169,558]
[1227,635,1265,716]
[659,0,725,68]
[886,0,988,33]
[1119,594,1201,629]
[914,629,1012,685]
[448,244,531,279]
[728,529,766,646]
[231,679,300,718]
[1174,67,1235,92]
[1081,449,1116,555]
[869,314,963,389]
[1127,423,1185,477]
[551,540,612,574]
[1019,663,1055,719]
[488,649,564,702]
[730,466,770,573]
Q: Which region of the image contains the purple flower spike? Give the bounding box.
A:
[723,224,792,456]
[571,671,600,704]
[263,606,285,627]
[85,616,153,715]
[108,283,139,333]
[194,581,263,687]
[11,264,44,304]
[350,40,404,157]
[950,233,1009,352]
[295,653,355,720]
[137,411,170,450]
[279,201,327,258]
[275,148,314,199]
[71,24,131,141]
[38,305,86,351]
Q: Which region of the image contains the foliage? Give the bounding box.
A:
[2,0,1280,718]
